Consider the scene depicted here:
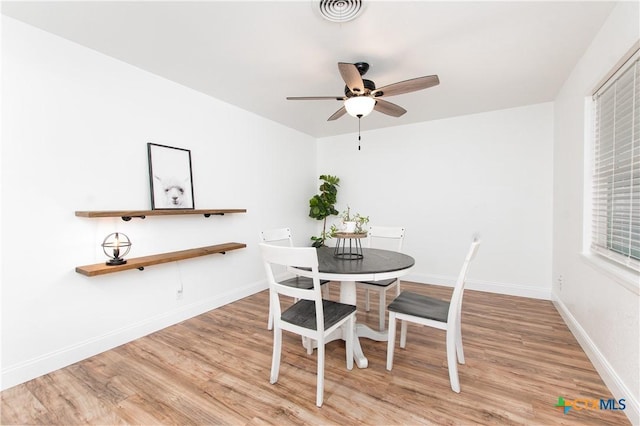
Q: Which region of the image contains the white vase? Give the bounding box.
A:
[343,221,357,233]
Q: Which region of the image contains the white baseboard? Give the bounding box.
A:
[552,294,639,425]
[1,280,267,391]
[404,272,552,300]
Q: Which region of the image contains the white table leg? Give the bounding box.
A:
[339,280,357,304]
[340,280,368,368]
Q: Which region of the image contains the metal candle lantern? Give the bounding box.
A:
[102,232,131,265]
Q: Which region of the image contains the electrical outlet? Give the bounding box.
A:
[176,289,183,300]
[557,275,564,291]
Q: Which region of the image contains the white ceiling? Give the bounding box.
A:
[1,1,616,138]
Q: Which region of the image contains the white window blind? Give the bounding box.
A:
[591,52,640,272]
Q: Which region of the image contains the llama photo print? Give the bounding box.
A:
[147,143,195,209]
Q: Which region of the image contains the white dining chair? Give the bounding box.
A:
[356,226,405,331]
[259,227,330,330]
[386,237,480,393]
[260,243,355,407]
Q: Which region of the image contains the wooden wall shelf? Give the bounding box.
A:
[76,242,246,277]
[75,209,246,221]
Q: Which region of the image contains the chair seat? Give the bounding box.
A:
[280,276,330,289]
[282,299,356,330]
[358,278,397,287]
[387,291,449,323]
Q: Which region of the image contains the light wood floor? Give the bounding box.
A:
[1,282,630,425]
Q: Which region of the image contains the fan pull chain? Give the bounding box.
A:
[358,115,362,151]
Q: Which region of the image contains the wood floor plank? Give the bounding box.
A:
[1,282,631,425]
[0,385,47,424]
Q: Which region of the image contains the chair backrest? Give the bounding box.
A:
[365,226,405,252]
[448,237,481,325]
[260,228,295,277]
[259,243,325,330]
[259,227,294,246]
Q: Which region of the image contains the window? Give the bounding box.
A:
[591,50,640,272]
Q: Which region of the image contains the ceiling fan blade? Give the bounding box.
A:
[286,96,345,100]
[327,106,347,121]
[372,75,440,97]
[373,98,407,117]
[338,63,365,94]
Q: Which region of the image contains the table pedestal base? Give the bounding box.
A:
[305,280,389,368]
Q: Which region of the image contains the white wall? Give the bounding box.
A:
[317,103,554,299]
[3,9,637,423]
[552,2,639,423]
[0,17,318,390]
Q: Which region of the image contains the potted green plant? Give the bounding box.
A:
[309,174,340,247]
[337,206,369,234]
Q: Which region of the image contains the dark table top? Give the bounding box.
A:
[315,246,415,275]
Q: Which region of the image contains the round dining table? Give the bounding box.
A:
[290,246,415,368]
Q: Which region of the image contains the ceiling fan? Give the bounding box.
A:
[286,62,439,121]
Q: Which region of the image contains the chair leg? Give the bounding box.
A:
[378,289,385,331]
[267,290,274,330]
[456,315,465,364]
[270,327,282,384]
[316,337,325,407]
[395,280,401,297]
[365,289,371,311]
[345,315,354,371]
[446,328,461,393]
[386,312,397,370]
[301,336,315,354]
[400,320,408,348]
[322,283,330,299]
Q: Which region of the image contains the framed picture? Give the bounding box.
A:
[147,143,195,210]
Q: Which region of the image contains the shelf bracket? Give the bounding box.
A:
[121,215,146,221]
[138,267,145,271]
[204,213,225,217]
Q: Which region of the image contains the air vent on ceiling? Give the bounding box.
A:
[318,0,364,23]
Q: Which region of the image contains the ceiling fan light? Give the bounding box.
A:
[344,96,375,117]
